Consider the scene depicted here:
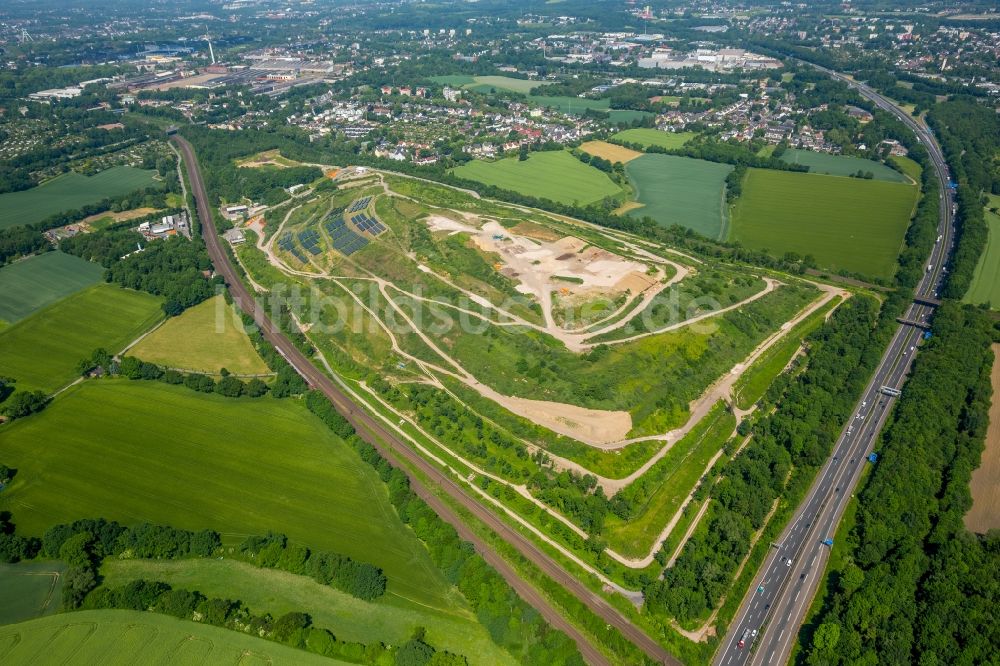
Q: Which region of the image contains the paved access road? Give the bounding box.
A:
[714,68,955,666]
[170,135,681,666]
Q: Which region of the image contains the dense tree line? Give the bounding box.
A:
[61,229,216,316]
[803,303,999,665]
[928,99,1000,300]
[645,295,888,622]
[304,391,586,665]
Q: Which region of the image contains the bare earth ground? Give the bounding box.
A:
[965,343,1000,533]
[80,206,159,226]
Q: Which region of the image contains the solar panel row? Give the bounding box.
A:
[351,213,386,235]
[347,196,372,213]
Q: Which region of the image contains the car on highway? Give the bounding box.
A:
[785,558,793,567]
[757,584,765,593]
[738,628,752,649]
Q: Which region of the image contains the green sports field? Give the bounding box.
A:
[0,252,104,323]
[0,284,163,393]
[730,168,918,280]
[0,561,66,625]
[612,128,697,150]
[101,559,515,664]
[0,610,347,665]
[130,295,269,375]
[0,167,157,230]
[623,154,733,238]
[0,380,468,623]
[452,150,622,205]
[779,149,908,183]
[963,194,1000,308]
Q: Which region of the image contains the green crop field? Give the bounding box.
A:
[780,149,908,183]
[130,295,269,375]
[0,284,163,393]
[623,154,733,238]
[0,167,157,230]
[431,74,549,94]
[890,155,922,183]
[101,559,515,664]
[611,128,697,150]
[0,380,471,623]
[963,194,1000,308]
[452,150,622,205]
[0,561,66,625]
[526,95,652,123]
[0,251,103,323]
[730,168,918,280]
[0,610,347,665]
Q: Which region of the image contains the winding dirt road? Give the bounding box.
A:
[171,135,680,666]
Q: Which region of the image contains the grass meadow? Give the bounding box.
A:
[452,150,622,206]
[611,128,697,151]
[603,403,736,558]
[730,168,918,280]
[0,561,66,625]
[0,380,468,620]
[779,149,908,183]
[0,251,103,323]
[623,154,733,238]
[526,95,652,124]
[0,167,157,230]
[101,559,515,664]
[130,295,270,375]
[963,194,1000,308]
[0,610,345,665]
[0,284,163,392]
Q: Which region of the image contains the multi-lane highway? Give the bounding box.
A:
[715,68,955,666]
[170,135,681,666]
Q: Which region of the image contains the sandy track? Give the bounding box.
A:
[964,343,1000,534]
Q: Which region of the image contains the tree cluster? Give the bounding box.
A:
[803,303,1000,665]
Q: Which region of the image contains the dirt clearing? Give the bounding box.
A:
[965,343,1000,533]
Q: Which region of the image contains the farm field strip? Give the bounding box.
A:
[0,251,103,323]
[129,294,270,375]
[0,283,164,393]
[962,195,1000,308]
[451,150,623,206]
[611,128,696,150]
[730,167,918,280]
[0,166,157,230]
[0,610,348,665]
[623,154,733,239]
[964,342,1000,534]
[779,148,909,183]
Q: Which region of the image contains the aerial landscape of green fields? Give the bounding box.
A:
[2,3,998,666]
[0,166,157,229]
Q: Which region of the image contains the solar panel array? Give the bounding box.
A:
[277,232,307,263]
[351,213,386,235]
[298,229,322,255]
[324,215,368,256]
[347,196,372,213]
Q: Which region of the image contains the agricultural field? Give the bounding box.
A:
[965,343,1000,534]
[0,380,486,641]
[129,295,270,375]
[430,74,549,94]
[0,251,103,324]
[779,148,909,183]
[730,168,918,280]
[452,150,622,205]
[579,140,642,164]
[0,561,66,625]
[0,284,163,393]
[963,194,1000,308]
[0,610,346,665]
[623,154,733,238]
[890,155,923,183]
[526,95,653,124]
[101,559,515,664]
[611,128,697,151]
[0,166,157,230]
